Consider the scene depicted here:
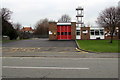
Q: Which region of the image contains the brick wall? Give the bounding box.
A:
[71,22,76,40]
[49,22,57,40]
[81,27,90,40]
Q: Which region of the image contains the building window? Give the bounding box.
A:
[65,32,67,35]
[61,32,64,35]
[100,29,104,35]
[90,30,94,35]
[61,32,66,35]
[57,32,60,35]
[95,30,99,35]
[60,32,71,35]
[68,32,71,35]
[61,32,71,35]
[91,29,104,35]
[76,30,80,35]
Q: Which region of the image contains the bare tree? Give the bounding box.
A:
[97,7,120,43]
[0,8,12,21]
[1,8,18,40]
[34,18,49,38]
[116,7,120,39]
[58,14,71,22]
[13,23,22,31]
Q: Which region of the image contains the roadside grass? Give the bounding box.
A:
[76,40,119,53]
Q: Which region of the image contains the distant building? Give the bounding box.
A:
[21,27,34,33]
[20,27,34,39]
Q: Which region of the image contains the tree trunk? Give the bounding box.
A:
[118,27,120,39]
[110,29,114,43]
[110,34,113,43]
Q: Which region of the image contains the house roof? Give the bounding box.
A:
[21,27,34,31]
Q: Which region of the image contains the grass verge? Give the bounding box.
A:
[76,40,119,53]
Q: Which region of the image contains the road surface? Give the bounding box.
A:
[2,38,119,80]
[2,57,118,78]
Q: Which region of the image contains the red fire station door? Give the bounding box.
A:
[57,25,71,40]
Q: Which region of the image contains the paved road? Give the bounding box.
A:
[2,51,118,58]
[2,57,118,78]
[1,78,118,80]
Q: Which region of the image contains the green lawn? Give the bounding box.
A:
[76,40,119,53]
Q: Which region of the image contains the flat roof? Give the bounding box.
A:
[57,23,71,25]
[90,27,104,29]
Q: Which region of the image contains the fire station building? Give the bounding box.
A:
[49,22,119,40]
[49,22,76,40]
[49,6,119,40]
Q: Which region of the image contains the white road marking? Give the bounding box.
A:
[2,57,118,60]
[3,66,89,70]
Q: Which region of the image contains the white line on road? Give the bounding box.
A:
[3,66,89,70]
[2,57,118,60]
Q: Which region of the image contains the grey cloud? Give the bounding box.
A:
[2,0,120,27]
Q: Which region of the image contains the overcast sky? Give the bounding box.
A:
[2,0,120,28]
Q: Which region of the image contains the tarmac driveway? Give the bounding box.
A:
[2,38,78,57]
[3,38,76,47]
